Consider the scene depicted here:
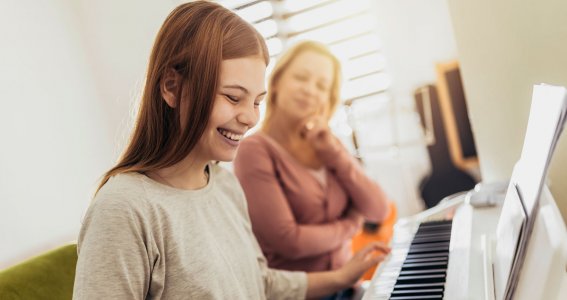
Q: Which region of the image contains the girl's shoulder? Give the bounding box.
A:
[91,172,149,212]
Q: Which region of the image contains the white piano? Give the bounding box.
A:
[364,85,567,300]
[363,187,567,299]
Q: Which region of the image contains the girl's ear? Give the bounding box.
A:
[161,68,181,108]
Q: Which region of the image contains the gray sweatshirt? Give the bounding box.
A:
[73,164,307,299]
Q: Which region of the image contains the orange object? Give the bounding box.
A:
[351,201,397,280]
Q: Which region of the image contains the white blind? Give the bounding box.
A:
[216,0,405,153]
[217,0,390,103]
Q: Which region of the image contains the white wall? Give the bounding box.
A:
[0,0,179,269]
[360,0,460,217]
[75,0,175,153]
[0,0,466,267]
[446,0,567,221]
[0,0,113,268]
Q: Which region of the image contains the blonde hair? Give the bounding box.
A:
[262,41,342,129]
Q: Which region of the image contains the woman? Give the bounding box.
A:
[234,41,390,275]
[73,2,388,299]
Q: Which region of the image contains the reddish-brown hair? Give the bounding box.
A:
[97,1,268,192]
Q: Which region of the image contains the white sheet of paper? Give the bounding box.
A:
[493,84,567,300]
[517,84,567,217]
[493,178,526,300]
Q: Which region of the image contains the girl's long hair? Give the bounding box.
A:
[97,1,268,192]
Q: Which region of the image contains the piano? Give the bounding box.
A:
[363,186,567,300]
[363,84,567,300]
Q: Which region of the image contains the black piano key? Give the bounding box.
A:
[421,219,452,225]
[417,223,452,230]
[398,268,447,276]
[411,235,451,244]
[391,288,444,295]
[408,242,450,250]
[402,261,447,268]
[386,219,452,300]
[407,246,449,255]
[403,256,448,264]
[389,294,443,299]
[410,231,451,239]
[396,274,445,284]
[393,282,446,289]
[404,252,449,260]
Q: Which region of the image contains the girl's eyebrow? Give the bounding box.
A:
[223,85,267,97]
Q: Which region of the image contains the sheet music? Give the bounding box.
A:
[493,179,526,300]
[493,84,567,300]
[517,84,567,217]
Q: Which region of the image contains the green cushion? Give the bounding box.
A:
[0,244,78,300]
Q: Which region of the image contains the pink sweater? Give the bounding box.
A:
[234,133,389,272]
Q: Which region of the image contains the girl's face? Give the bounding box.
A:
[273,50,334,121]
[194,56,267,162]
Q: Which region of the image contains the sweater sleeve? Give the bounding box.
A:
[234,136,360,260]
[318,140,390,222]
[235,184,308,300]
[73,192,153,300]
[261,251,308,300]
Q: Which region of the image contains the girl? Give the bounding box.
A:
[73,2,388,299]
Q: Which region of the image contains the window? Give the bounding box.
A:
[217,0,398,156]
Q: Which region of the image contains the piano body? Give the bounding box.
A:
[363,186,567,299]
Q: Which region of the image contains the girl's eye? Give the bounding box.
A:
[225,95,239,103]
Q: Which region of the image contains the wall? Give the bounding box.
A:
[0,0,113,268]
[446,0,567,221]
[0,0,468,267]
[362,0,460,216]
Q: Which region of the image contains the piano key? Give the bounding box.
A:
[401,261,448,270]
[398,268,447,276]
[393,282,446,289]
[398,274,446,283]
[389,295,443,300]
[407,246,449,255]
[404,252,449,260]
[408,242,450,249]
[391,288,444,295]
[364,219,454,300]
[403,256,448,264]
[410,236,451,244]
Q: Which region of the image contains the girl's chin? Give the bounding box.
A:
[211,151,237,163]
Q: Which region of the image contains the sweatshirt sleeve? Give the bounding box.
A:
[236,186,308,300]
[234,136,360,260]
[317,140,390,222]
[73,193,153,300]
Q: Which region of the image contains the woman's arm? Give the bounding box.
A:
[318,140,390,222]
[302,119,390,222]
[234,137,361,260]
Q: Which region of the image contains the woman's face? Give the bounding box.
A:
[273,50,334,121]
[194,56,267,162]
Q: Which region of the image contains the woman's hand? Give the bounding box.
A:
[300,116,339,153]
[336,242,390,288]
[345,207,364,228]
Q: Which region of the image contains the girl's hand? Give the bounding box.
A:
[336,242,390,287]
